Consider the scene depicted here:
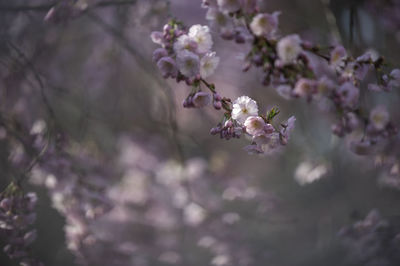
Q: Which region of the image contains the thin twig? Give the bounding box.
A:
[86,11,186,163]
[7,42,57,123]
[17,130,51,185]
[0,0,137,13]
[0,113,49,185]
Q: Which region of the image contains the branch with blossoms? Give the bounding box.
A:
[0,183,43,266]
[206,0,400,183]
[152,1,400,186]
[151,19,296,155]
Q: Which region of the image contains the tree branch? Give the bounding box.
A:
[0,0,137,13]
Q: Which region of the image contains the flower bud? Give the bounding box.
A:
[210,127,220,135]
[264,124,274,134]
[213,93,222,101]
[213,101,222,110]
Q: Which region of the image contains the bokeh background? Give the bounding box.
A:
[1,0,400,265]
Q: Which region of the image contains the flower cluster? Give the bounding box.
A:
[202,0,260,43]
[28,136,281,266]
[0,183,43,266]
[30,145,115,265]
[228,96,295,154]
[152,18,296,155]
[199,0,400,186]
[152,20,231,112]
[151,21,219,82]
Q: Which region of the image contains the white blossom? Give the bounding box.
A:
[280,116,296,145]
[330,45,347,68]
[337,82,359,108]
[249,12,280,38]
[200,52,220,78]
[176,50,200,78]
[277,34,302,65]
[389,69,400,88]
[206,8,232,30]
[244,116,265,136]
[370,105,390,131]
[173,34,198,54]
[184,203,206,226]
[231,96,259,124]
[212,254,230,266]
[293,78,316,97]
[188,24,213,54]
[294,161,329,186]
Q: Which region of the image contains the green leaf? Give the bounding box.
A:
[266,107,280,123]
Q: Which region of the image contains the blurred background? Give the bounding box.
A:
[1,0,400,265]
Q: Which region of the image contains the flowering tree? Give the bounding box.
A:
[1,0,400,266]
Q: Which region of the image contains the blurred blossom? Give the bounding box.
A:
[336,82,359,109]
[339,209,400,265]
[276,85,292,100]
[176,50,201,78]
[0,184,42,266]
[369,105,390,131]
[211,254,230,266]
[330,45,347,69]
[221,212,240,225]
[157,57,179,79]
[159,251,181,264]
[250,12,280,38]
[217,0,241,13]
[184,203,207,226]
[206,8,233,32]
[30,120,46,135]
[198,236,216,250]
[293,78,317,98]
[38,136,278,265]
[294,161,329,186]
[200,52,220,78]
[277,34,303,65]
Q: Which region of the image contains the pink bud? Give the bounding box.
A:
[264,124,274,134]
[213,93,222,101]
[213,101,222,110]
